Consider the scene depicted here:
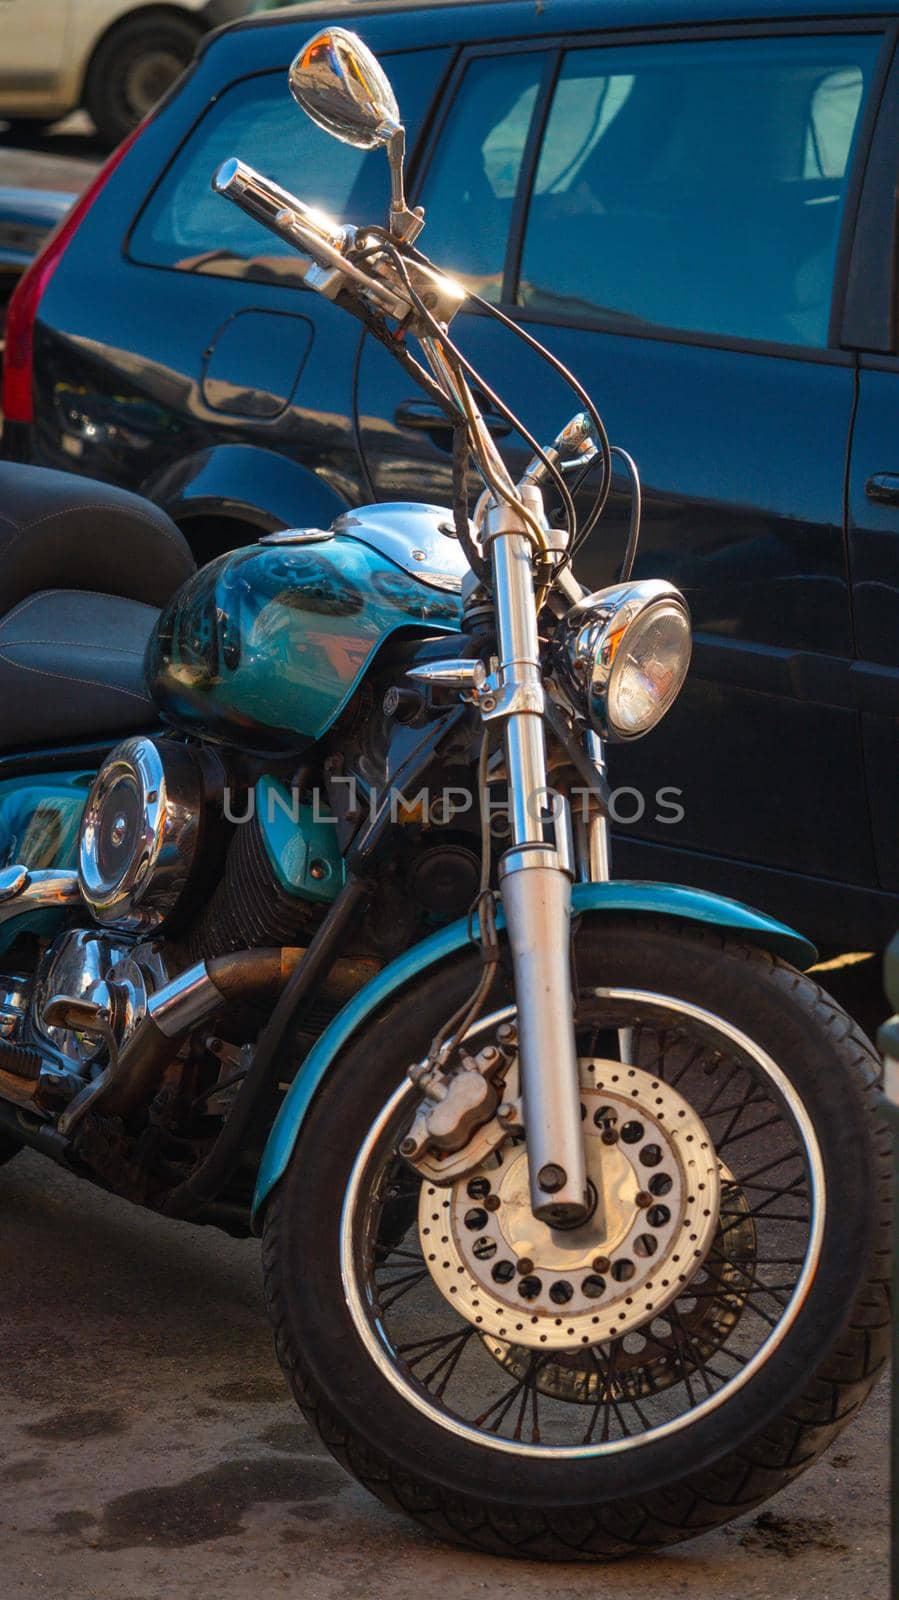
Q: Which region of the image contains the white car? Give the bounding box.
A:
[0,0,255,147]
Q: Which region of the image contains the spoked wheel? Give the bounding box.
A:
[263,922,889,1559]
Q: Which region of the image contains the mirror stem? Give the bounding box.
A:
[387,125,425,244]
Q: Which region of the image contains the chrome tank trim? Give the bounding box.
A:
[330,503,468,592]
[259,528,334,545]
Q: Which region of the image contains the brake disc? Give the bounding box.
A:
[485,1172,756,1402]
[418,1059,721,1352]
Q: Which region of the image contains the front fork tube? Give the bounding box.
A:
[575,730,611,885]
[575,731,632,1064]
[486,498,588,1226]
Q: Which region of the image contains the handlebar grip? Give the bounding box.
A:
[212,157,345,257]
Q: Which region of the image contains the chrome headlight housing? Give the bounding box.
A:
[78,737,203,931]
[553,580,692,741]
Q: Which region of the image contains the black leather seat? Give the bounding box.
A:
[0,465,196,749]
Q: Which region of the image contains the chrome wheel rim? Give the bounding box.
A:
[340,988,826,1458]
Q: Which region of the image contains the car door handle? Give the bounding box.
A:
[394,399,512,440]
[865,473,899,505]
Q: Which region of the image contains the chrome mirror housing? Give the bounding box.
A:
[289,28,424,242]
[553,579,692,742]
[289,26,401,151]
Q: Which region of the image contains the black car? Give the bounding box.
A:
[3,0,898,951]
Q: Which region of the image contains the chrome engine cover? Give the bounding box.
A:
[78,736,203,931]
[32,928,168,1068]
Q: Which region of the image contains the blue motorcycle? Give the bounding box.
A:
[0,28,887,1559]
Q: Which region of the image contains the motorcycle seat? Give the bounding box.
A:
[0,463,195,615]
[0,588,161,749]
[0,465,196,749]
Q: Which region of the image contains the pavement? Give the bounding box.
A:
[0,949,890,1600]
[0,1150,888,1600]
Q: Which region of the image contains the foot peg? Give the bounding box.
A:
[0,1036,43,1106]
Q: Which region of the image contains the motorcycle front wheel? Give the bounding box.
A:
[262,919,889,1559]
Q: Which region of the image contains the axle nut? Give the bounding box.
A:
[537,1163,567,1194]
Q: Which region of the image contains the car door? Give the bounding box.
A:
[842,34,899,903]
[356,21,890,944]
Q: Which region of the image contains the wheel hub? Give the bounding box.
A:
[125,52,184,117]
[418,1060,721,1350]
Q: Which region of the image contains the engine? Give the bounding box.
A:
[76,734,325,959]
[0,734,335,1088]
[0,681,484,1125]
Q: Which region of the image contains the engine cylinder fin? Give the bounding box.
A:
[187,812,323,961]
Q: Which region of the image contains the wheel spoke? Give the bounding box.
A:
[582,1338,622,1444]
[397,1327,471,1363]
[668,1304,717,1398]
[377,1268,430,1310]
[715,1112,784,1151]
[474,1355,548,1436]
[426,1328,476,1394]
[667,1039,710,1089]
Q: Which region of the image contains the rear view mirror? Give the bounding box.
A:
[289,27,423,242]
[288,26,400,151]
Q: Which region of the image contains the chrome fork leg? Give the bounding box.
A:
[486,498,588,1225]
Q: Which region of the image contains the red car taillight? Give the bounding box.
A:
[2,120,146,425]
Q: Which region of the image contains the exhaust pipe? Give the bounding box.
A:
[57,945,378,1135]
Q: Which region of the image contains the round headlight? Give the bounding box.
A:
[554,580,692,742]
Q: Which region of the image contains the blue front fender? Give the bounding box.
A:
[252,882,816,1225]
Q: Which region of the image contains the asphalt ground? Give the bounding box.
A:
[0,954,890,1600]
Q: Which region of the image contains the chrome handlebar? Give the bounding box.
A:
[213,157,344,254]
[212,158,460,325]
[212,158,412,317]
[212,158,595,556]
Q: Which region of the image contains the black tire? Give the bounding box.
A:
[262,921,890,1559]
[84,14,200,148]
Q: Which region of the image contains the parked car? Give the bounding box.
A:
[0,187,73,332]
[0,0,255,147]
[3,0,899,952]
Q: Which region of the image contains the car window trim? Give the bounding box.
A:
[501,48,562,306]
[843,26,899,354]
[829,20,899,349]
[412,18,891,366]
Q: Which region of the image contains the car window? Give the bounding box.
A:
[518,34,882,347]
[416,52,548,302]
[129,51,449,283]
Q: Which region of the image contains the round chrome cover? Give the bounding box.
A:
[78,737,202,931]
